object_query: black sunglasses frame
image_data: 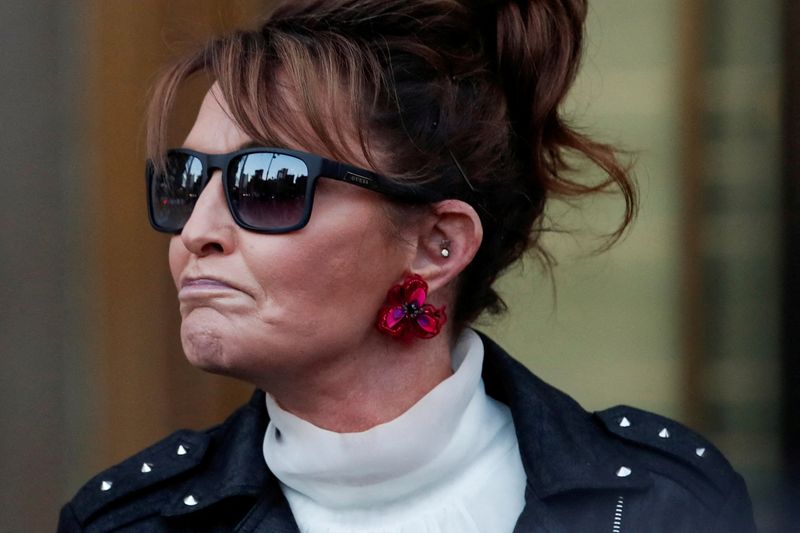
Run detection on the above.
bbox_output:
[146,146,441,234]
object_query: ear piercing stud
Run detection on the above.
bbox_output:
[440,240,451,258]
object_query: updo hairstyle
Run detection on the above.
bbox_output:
[147,0,637,328]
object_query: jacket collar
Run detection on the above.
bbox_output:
[163,332,650,517]
[478,332,651,498]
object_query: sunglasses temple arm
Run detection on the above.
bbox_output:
[325,159,443,203]
[324,160,382,192]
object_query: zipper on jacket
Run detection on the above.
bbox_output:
[612,495,624,532]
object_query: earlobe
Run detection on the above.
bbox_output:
[410,200,483,292]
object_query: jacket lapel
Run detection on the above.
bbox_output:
[479,333,651,530]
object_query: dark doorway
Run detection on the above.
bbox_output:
[780,0,800,530]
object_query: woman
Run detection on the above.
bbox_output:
[59,0,757,531]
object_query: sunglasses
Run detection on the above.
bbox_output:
[146,147,440,234]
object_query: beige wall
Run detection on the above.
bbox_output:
[485,0,686,416]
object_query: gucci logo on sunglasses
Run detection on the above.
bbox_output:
[146,147,440,234]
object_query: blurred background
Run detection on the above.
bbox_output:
[0,0,796,531]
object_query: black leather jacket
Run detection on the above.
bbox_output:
[59,334,757,532]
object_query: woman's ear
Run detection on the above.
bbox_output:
[410,199,483,293]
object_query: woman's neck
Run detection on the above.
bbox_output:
[254,332,454,432]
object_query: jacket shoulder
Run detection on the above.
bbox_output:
[594,405,744,507]
[62,427,214,530]
[60,392,272,532]
[594,406,757,531]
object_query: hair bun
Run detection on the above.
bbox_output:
[481,0,588,144]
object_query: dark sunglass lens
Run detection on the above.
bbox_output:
[229,153,309,230]
[149,153,204,231]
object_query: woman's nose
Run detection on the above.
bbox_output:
[179,171,236,256]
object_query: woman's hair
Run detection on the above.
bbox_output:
[147,0,636,327]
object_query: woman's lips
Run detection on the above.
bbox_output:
[183,278,234,289]
[179,277,240,297]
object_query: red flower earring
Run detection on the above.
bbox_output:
[377,274,447,340]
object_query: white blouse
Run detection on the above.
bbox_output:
[262,329,527,533]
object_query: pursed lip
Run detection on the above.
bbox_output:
[180,276,242,294]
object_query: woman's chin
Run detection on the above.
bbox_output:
[180,319,234,374]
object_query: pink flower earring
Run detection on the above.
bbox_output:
[377,274,447,340]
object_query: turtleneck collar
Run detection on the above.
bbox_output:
[261,329,503,509]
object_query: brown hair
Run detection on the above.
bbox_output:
[147,0,637,327]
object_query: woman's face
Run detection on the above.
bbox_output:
[169,88,416,384]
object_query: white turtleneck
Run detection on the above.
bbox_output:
[262,329,527,533]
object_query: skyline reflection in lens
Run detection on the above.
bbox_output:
[151,153,204,231]
[229,153,309,229]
